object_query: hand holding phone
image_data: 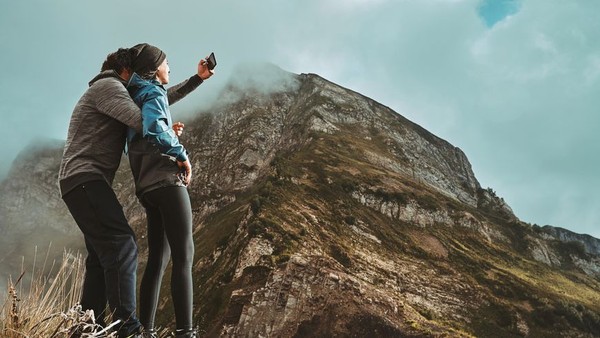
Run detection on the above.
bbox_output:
[198,53,216,80]
[206,52,217,70]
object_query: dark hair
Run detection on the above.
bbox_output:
[101,48,135,73]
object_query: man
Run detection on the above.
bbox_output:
[59,46,213,337]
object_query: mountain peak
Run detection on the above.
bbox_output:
[223,62,300,96]
[1,66,599,336]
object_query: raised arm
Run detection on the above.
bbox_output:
[167,75,203,105]
[166,57,214,105]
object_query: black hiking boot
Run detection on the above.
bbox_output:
[174,328,197,337]
[140,328,159,338]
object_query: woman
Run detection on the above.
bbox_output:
[126,43,214,338]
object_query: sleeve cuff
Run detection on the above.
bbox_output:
[176,151,189,162]
[190,74,203,86]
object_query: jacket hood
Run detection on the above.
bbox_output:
[88,70,127,87]
[126,72,161,90]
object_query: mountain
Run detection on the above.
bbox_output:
[0,65,599,337]
[540,225,600,256]
[0,139,84,292]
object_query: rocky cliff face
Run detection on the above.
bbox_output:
[540,225,600,256]
[1,65,599,337]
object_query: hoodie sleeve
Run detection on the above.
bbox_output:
[167,74,203,106]
[94,78,143,132]
[141,88,189,162]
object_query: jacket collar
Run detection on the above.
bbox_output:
[88,70,126,87]
[127,72,163,89]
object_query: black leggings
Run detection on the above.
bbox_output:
[139,186,194,331]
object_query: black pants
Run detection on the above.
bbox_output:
[139,186,194,331]
[62,180,141,337]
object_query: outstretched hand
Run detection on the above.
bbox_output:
[198,58,215,80]
[177,160,192,186]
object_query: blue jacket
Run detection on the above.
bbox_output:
[127,73,188,162]
[126,73,202,195]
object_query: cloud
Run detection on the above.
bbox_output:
[210,62,300,109]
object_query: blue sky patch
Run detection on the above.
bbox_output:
[478,0,522,27]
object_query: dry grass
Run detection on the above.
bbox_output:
[0,249,121,338]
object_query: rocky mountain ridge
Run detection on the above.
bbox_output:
[540,225,600,256]
[1,66,599,337]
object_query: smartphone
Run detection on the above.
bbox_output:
[206,52,217,70]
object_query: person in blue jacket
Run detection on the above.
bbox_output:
[126,43,214,338]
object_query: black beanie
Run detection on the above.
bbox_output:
[130,43,166,78]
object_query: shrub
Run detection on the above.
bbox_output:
[344,215,356,225]
[250,196,262,214]
[330,245,352,268]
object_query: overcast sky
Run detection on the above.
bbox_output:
[0,0,598,239]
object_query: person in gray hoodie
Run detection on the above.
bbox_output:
[59,47,205,338]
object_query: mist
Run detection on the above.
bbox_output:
[0,0,598,239]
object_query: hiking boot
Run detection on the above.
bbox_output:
[174,328,197,337]
[141,328,159,338]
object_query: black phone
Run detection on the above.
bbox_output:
[206,52,217,70]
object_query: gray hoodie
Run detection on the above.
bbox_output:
[59,71,202,196]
